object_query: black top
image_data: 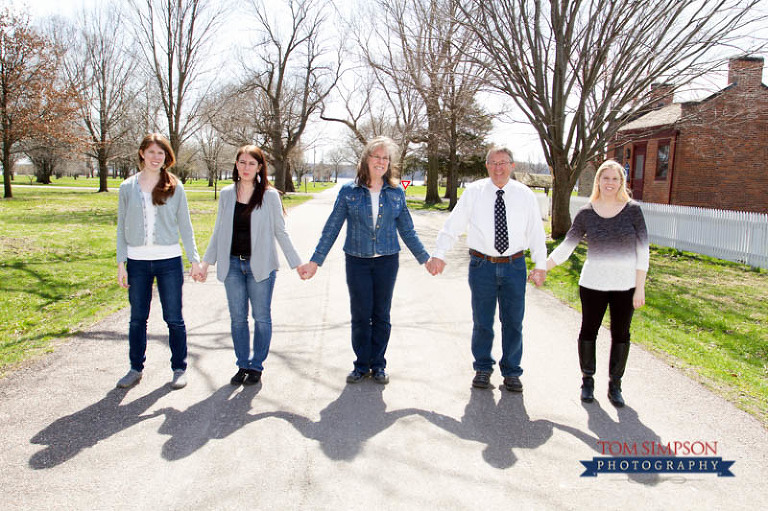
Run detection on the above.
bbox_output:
[230,201,251,257]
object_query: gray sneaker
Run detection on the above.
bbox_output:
[170,369,187,389]
[116,369,142,388]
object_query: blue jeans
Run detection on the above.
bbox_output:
[467,254,527,377]
[127,257,187,372]
[224,256,276,372]
[345,253,399,373]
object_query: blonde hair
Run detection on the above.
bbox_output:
[589,159,630,203]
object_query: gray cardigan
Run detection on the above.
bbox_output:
[116,174,200,264]
[203,185,302,282]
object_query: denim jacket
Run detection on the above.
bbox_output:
[116,174,200,264]
[311,181,429,266]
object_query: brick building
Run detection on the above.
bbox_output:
[608,56,768,214]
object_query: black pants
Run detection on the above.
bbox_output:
[578,286,635,380]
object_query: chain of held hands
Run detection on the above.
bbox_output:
[175,258,547,286]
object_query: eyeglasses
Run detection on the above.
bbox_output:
[488,161,513,167]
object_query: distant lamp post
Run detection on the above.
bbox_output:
[214,158,218,200]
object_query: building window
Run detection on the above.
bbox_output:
[656,140,670,180]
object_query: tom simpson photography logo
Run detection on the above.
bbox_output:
[580,440,735,477]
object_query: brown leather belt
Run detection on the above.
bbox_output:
[469,249,524,263]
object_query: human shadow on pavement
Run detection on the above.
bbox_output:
[414,389,554,469]
[29,386,171,469]
[555,402,662,485]
[263,383,421,460]
[156,383,262,461]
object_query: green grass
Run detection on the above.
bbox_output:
[405,185,465,211]
[13,175,337,193]
[543,239,768,424]
[0,187,312,374]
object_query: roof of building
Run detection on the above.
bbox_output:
[514,172,553,188]
[618,102,682,131]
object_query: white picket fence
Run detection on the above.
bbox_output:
[566,197,768,269]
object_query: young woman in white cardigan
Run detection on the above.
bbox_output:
[199,145,302,385]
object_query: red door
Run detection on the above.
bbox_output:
[631,143,646,200]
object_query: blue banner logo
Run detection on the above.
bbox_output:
[580,457,735,477]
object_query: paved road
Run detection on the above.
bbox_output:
[1,185,765,510]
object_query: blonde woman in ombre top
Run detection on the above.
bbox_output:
[547,160,649,407]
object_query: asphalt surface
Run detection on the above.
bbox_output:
[1,184,766,510]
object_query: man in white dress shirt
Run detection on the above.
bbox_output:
[427,147,547,391]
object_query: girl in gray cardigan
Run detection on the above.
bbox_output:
[199,145,302,385]
[116,133,201,390]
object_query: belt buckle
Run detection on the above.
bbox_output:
[238,254,248,261]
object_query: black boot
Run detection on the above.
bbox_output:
[578,339,596,402]
[581,376,595,403]
[608,342,630,380]
[608,379,624,407]
[608,342,630,407]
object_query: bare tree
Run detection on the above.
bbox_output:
[243,0,341,193]
[0,9,79,198]
[206,84,270,149]
[53,3,140,192]
[129,0,225,157]
[195,122,228,187]
[23,133,77,183]
[460,0,765,238]
[360,0,471,205]
[321,63,426,172]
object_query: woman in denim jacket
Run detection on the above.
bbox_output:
[115,133,201,390]
[300,137,430,384]
[198,145,303,386]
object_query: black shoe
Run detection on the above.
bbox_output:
[581,377,595,402]
[230,368,249,386]
[608,380,625,407]
[372,369,389,385]
[346,369,370,384]
[503,376,523,392]
[472,371,491,389]
[243,369,262,386]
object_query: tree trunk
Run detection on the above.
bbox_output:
[2,147,13,199]
[424,104,441,205]
[98,149,109,193]
[425,133,441,204]
[550,155,577,239]
[283,165,295,192]
[447,116,458,211]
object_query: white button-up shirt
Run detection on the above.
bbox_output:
[433,178,547,270]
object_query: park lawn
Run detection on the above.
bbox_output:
[405,185,465,211]
[15,176,337,193]
[0,187,311,374]
[542,241,768,424]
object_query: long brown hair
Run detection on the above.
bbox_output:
[138,133,177,205]
[356,136,399,188]
[233,145,270,216]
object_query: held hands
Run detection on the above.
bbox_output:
[528,268,547,287]
[297,262,318,280]
[425,257,445,276]
[192,262,209,283]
